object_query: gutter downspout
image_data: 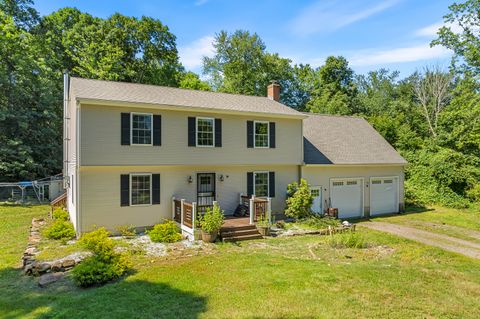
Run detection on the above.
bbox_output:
[63,72,69,189]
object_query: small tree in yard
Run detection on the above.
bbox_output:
[285,179,313,219]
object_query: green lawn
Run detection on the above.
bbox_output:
[370,205,480,242]
[1,204,480,318]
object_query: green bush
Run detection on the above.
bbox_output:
[78,227,116,260]
[43,220,76,240]
[328,231,367,249]
[466,184,480,203]
[72,254,130,287]
[285,179,313,219]
[200,203,225,234]
[147,220,182,243]
[116,224,136,237]
[72,227,131,287]
[52,207,69,221]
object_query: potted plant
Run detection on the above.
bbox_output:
[199,203,225,242]
[256,215,271,236]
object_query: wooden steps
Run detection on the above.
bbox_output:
[220,223,263,242]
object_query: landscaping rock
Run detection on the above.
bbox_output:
[36,262,51,274]
[62,259,75,269]
[51,261,64,272]
[38,273,64,287]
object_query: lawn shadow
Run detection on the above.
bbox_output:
[0,267,207,319]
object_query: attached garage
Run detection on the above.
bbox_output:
[330,178,363,218]
[370,177,399,216]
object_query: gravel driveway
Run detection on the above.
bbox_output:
[360,221,480,259]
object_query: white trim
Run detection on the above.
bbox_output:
[329,177,365,218]
[253,171,269,197]
[130,112,153,146]
[253,120,270,148]
[129,173,153,206]
[77,98,308,120]
[195,117,215,148]
[369,176,400,215]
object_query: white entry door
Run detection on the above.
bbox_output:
[330,178,363,219]
[370,177,398,216]
[311,186,322,215]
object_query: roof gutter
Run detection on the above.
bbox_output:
[303,163,408,167]
[76,98,308,120]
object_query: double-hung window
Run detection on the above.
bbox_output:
[196,117,214,147]
[131,113,153,145]
[254,172,269,197]
[254,121,269,148]
[130,174,152,205]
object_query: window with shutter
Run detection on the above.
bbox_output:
[131,113,153,145]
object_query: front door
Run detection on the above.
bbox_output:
[197,173,216,214]
[311,186,322,215]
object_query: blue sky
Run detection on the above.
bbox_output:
[35,0,455,77]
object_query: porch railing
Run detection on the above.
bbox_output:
[172,197,198,232]
[239,194,272,225]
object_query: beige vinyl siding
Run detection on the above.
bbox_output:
[79,165,298,232]
[301,165,405,216]
[80,105,303,166]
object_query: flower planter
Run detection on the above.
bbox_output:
[201,230,218,243]
[256,226,270,236]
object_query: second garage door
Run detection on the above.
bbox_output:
[370,177,399,216]
[330,178,363,219]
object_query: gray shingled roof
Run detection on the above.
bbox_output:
[303,113,407,165]
[70,77,304,118]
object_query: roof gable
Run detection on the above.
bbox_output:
[303,113,407,165]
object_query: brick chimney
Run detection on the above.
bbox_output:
[267,81,280,102]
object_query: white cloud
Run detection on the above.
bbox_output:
[348,43,451,66]
[414,21,463,37]
[290,0,401,36]
[178,36,215,70]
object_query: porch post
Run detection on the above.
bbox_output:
[172,196,175,220]
[192,202,197,231]
[180,199,185,226]
[267,197,272,223]
[239,193,243,205]
[249,195,255,225]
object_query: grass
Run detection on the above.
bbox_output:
[370,205,480,242]
[1,204,480,318]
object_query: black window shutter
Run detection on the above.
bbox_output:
[153,115,161,146]
[269,172,275,197]
[247,121,254,148]
[188,117,196,147]
[247,172,253,196]
[215,118,222,147]
[152,174,160,205]
[121,113,130,145]
[269,122,276,148]
[120,174,129,206]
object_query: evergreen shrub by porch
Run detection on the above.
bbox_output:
[72,227,131,287]
[200,203,224,234]
[285,179,313,219]
[147,220,182,243]
[43,220,75,240]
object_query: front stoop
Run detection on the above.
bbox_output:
[220,224,263,242]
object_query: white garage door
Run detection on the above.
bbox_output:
[370,177,398,216]
[330,179,363,219]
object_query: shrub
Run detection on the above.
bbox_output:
[72,254,130,287]
[200,203,224,234]
[275,220,286,229]
[78,227,116,260]
[52,207,69,221]
[466,184,480,203]
[116,224,136,237]
[73,227,131,287]
[147,220,182,243]
[43,220,76,240]
[285,179,313,219]
[328,231,367,249]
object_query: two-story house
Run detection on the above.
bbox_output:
[64,75,407,236]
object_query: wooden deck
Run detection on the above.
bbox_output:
[220,216,262,242]
[222,216,250,229]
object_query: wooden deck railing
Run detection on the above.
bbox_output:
[173,199,182,223]
[50,192,67,212]
[172,197,199,232]
[239,194,272,224]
